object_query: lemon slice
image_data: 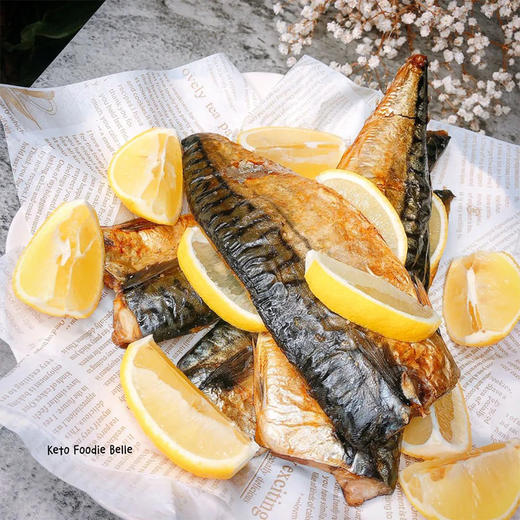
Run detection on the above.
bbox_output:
[316,169,408,264]
[402,383,471,459]
[304,250,440,341]
[177,226,266,332]
[121,335,257,479]
[399,439,520,520]
[237,126,346,179]
[108,128,183,225]
[429,193,449,279]
[12,200,104,318]
[443,251,520,347]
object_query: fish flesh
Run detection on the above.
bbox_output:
[177,321,256,439]
[103,215,218,347]
[338,55,431,288]
[254,332,397,505]
[102,214,196,289]
[112,259,217,346]
[182,132,459,493]
[426,130,451,172]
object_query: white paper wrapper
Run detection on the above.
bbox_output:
[0,53,519,520]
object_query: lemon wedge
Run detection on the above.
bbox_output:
[316,169,408,264]
[108,128,183,225]
[304,250,440,341]
[402,383,471,459]
[429,193,449,280]
[237,126,346,179]
[443,251,520,347]
[177,226,266,332]
[120,335,257,479]
[399,439,520,520]
[12,200,104,318]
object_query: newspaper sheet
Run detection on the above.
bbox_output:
[0,53,518,520]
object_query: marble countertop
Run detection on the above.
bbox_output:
[0,0,518,518]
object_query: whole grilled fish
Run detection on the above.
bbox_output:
[254,332,397,505]
[103,214,196,289]
[338,55,431,287]
[112,259,217,346]
[177,321,256,439]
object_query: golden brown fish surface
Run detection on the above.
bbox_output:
[104,215,217,347]
[339,55,431,287]
[254,332,394,505]
[102,215,196,289]
[182,132,459,493]
[183,132,458,413]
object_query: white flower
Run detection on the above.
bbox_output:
[274,0,519,132]
[473,105,485,117]
[276,20,287,33]
[351,25,362,38]
[439,14,453,28]
[301,6,314,19]
[356,42,370,55]
[454,51,464,64]
[376,18,392,32]
[402,12,416,24]
[292,42,303,55]
[341,63,353,75]
[368,55,380,69]
[453,22,465,34]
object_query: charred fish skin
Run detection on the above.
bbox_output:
[434,189,455,215]
[339,55,432,288]
[177,322,256,439]
[426,130,451,172]
[182,133,410,453]
[177,321,253,387]
[113,259,217,346]
[254,332,398,501]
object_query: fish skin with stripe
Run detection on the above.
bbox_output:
[177,321,256,440]
[113,259,217,345]
[254,332,399,505]
[181,131,459,495]
[102,216,217,346]
[339,55,432,288]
